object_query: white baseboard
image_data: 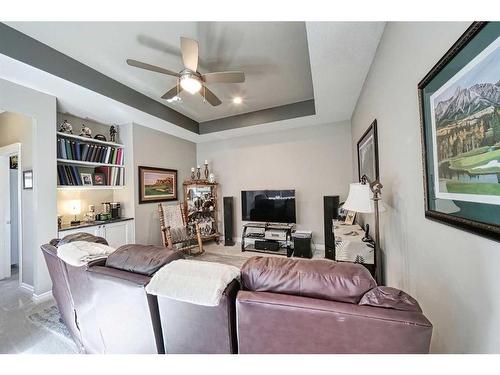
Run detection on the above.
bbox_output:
[33,290,54,303]
[20,282,34,293]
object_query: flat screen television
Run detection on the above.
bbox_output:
[241,190,296,223]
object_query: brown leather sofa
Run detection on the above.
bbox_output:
[154,279,240,354]
[41,234,183,354]
[236,257,433,354]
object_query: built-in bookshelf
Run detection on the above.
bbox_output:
[56,131,125,189]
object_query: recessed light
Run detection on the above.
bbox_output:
[166,96,182,103]
[233,97,242,104]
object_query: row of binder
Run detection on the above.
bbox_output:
[57,137,123,165]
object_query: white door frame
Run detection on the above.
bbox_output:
[0,143,22,283]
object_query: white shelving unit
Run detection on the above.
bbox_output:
[57,158,125,168]
[57,131,124,148]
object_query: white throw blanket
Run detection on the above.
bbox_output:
[145,259,240,307]
[57,241,116,267]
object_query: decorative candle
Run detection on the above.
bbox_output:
[204,160,208,165]
[191,167,195,172]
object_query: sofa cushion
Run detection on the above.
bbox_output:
[241,256,376,304]
[359,286,422,312]
[105,244,184,276]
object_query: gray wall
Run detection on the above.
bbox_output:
[197,121,353,245]
[351,22,500,353]
[10,169,19,265]
[0,111,34,285]
[133,124,197,245]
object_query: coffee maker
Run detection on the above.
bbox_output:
[110,202,121,220]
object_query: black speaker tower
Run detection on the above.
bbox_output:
[323,196,339,260]
[223,197,235,246]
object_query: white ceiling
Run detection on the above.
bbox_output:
[0,22,385,141]
[6,22,314,122]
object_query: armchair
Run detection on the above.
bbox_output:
[158,203,204,255]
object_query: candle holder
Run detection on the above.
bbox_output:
[204,163,209,179]
[191,167,196,180]
[196,166,201,180]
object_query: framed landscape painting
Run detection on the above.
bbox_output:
[138,166,178,204]
[418,21,500,241]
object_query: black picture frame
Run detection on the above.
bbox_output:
[418,21,500,242]
[138,166,178,204]
[357,119,379,182]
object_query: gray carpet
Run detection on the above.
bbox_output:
[27,302,74,344]
[186,251,250,268]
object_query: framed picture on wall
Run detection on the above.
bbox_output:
[357,119,379,182]
[138,166,178,204]
[418,21,500,241]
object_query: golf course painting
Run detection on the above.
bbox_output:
[430,36,500,205]
[138,166,177,203]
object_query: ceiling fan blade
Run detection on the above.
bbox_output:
[180,37,199,72]
[200,86,222,106]
[127,59,180,77]
[202,71,245,84]
[161,84,182,100]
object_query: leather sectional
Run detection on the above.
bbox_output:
[41,234,432,354]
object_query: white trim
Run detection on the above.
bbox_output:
[33,290,53,303]
[20,282,34,294]
[0,143,22,283]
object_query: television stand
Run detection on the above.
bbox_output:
[242,222,295,257]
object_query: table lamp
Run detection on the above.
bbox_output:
[343,175,385,284]
[69,199,82,226]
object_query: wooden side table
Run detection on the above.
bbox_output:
[332,220,375,277]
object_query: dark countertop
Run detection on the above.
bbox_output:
[59,217,134,232]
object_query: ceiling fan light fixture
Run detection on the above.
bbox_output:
[180,74,202,94]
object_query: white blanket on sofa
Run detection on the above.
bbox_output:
[57,240,116,267]
[145,259,240,307]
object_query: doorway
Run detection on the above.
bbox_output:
[0,143,23,283]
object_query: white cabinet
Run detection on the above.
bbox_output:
[58,219,135,248]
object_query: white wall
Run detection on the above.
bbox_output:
[0,78,57,296]
[133,123,196,245]
[197,121,353,245]
[351,22,500,353]
[0,112,34,284]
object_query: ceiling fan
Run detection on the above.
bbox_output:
[127,37,245,106]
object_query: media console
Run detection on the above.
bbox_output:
[241,222,295,257]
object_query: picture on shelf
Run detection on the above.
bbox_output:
[94,173,106,185]
[80,173,93,186]
[344,211,356,225]
[139,166,178,203]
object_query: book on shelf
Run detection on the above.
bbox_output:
[57,136,124,165]
[58,165,123,187]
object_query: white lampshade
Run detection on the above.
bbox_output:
[343,182,386,213]
[69,200,82,215]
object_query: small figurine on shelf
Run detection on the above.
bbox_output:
[80,123,92,138]
[204,160,209,179]
[191,167,196,180]
[208,173,216,183]
[196,165,201,180]
[58,119,73,134]
[109,125,117,142]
